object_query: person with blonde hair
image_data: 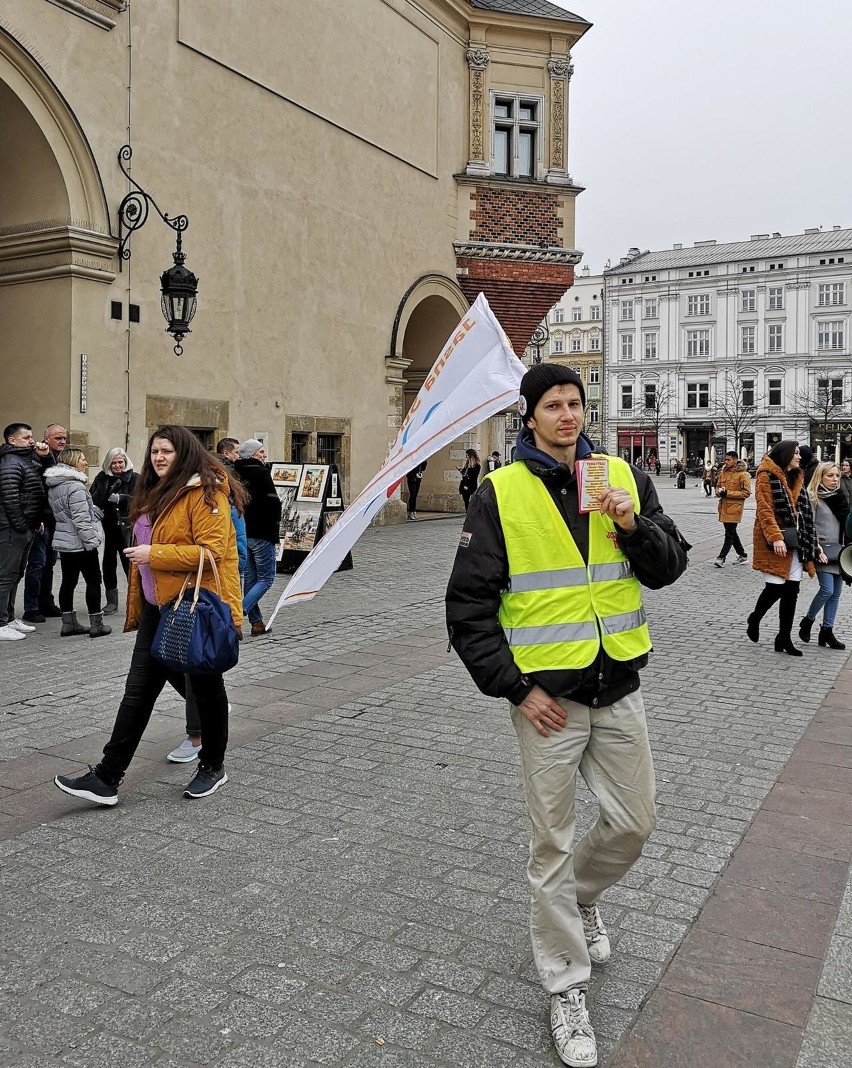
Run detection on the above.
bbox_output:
[44,447,110,638]
[799,461,848,649]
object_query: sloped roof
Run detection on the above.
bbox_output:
[606,229,852,273]
[469,0,590,25]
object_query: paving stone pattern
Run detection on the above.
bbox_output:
[0,481,847,1066]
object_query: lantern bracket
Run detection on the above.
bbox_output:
[116,144,189,267]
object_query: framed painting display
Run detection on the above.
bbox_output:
[297,464,329,503]
[270,462,301,488]
[280,500,322,553]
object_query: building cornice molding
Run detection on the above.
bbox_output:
[43,0,119,31]
[454,172,584,194]
[0,222,117,285]
[454,240,582,265]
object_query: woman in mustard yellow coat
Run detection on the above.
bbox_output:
[54,426,246,806]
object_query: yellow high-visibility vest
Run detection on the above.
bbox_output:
[485,457,652,673]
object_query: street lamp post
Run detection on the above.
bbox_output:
[117,145,198,356]
[530,321,550,364]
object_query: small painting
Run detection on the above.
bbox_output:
[280,500,322,553]
[270,462,302,486]
[297,464,329,502]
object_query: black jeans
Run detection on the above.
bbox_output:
[58,550,103,612]
[101,523,130,591]
[97,602,229,783]
[719,522,745,560]
[0,525,33,625]
[406,474,421,515]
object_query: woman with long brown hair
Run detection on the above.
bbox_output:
[747,440,819,656]
[54,426,246,805]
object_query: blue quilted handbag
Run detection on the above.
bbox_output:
[152,549,239,674]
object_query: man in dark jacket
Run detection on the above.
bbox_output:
[446,364,688,1068]
[0,422,49,641]
[234,439,282,636]
[22,422,66,622]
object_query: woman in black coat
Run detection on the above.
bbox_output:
[459,449,481,513]
[90,448,138,616]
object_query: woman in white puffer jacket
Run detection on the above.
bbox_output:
[44,448,110,638]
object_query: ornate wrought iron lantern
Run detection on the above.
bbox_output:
[117,145,198,356]
[530,321,550,364]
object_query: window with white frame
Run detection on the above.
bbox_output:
[643,298,658,319]
[818,377,843,405]
[589,366,600,383]
[742,379,755,407]
[571,338,582,352]
[818,320,845,350]
[686,329,710,358]
[620,333,634,360]
[644,332,658,360]
[620,383,633,410]
[587,404,599,424]
[620,300,634,321]
[768,287,784,311]
[589,336,601,351]
[572,307,583,321]
[741,288,756,312]
[492,94,542,178]
[818,282,845,307]
[552,339,564,354]
[768,378,782,406]
[686,382,709,409]
[644,382,657,409]
[590,305,601,321]
[687,293,710,316]
[741,325,756,354]
[767,323,783,353]
[553,307,565,323]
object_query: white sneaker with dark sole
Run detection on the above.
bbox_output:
[713,558,725,568]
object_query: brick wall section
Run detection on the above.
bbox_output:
[457,258,574,352]
[471,187,562,245]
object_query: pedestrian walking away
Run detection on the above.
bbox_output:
[458,448,480,513]
[90,447,138,617]
[446,363,688,1067]
[54,425,246,806]
[713,450,751,567]
[22,422,66,621]
[405,460,426,521]
[0,422,49,641]
[234,439,281,636]
[45,448,111,638]
[799,461,848,649]
[747,440,819,656]
[702,463,715,497]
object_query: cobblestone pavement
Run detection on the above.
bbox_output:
[0,480,849,1066]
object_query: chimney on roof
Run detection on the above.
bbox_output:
[627,247,640,255]
[834,225,842,231]
[804,228,820,235]
[750,234,770,240]
[694,239,716,246]
[772,232,781,238]
[672,243,682,250]
[581,265,590,275]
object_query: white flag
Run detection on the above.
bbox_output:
[268,293,525,621]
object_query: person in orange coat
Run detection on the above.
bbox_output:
[746,440,819,656]
[54,426,246,806]
[713,451,751,567]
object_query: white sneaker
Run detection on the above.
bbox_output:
[579,902,611,964]
[0,624,26,641]
[713,557,725,568]
[167,738,202,763]
[551,988,597,1067]
[10,619,36,633]
[733,554,748,565]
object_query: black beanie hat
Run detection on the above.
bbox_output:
[518,363,586,425]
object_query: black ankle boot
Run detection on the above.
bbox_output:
[799,616,814,643]
[774,635,803,657]
[746,613,760,643]
[818,626,846,650]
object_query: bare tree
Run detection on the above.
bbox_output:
[789,367,848,454]
[713,364,762,454]
[641,378,676,462]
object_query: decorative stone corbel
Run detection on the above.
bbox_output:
[545,57,574,185]
[465,47,491,177]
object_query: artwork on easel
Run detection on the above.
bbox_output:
[297,464,329,502]
[270,462,301,487]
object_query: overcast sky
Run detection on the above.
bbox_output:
[554,0,851,272]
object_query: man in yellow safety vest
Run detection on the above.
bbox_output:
[446,363,688,1068]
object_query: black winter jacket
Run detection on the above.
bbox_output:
[445,429,689,709]
[234,458,282,543]
[91,469,139,531]
[0,444,48,533]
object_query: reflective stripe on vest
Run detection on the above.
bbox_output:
[486,457,652,673]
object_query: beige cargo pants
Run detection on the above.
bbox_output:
[510,687,656,993]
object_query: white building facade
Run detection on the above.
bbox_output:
[602,228,852,469]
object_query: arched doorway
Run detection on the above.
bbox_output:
[390,275,476,514]
[0,27,114,440]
